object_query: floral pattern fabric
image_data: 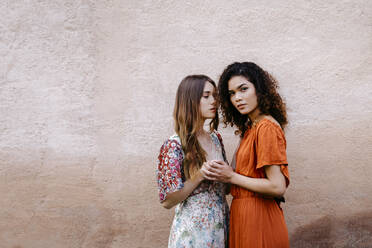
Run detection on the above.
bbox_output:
[156,132,229,248]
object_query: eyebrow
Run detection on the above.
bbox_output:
[229,83,248,92]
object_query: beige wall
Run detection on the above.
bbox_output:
[1,0,371,247]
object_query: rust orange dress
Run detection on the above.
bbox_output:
[230,119,290,248]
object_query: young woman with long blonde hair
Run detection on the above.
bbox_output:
[156,75,229,247]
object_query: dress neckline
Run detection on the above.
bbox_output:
[245,118,282,137]
[252,118,281,129]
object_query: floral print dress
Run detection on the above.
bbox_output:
[156,131,229,248]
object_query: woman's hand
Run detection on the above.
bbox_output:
[200,160,234,183]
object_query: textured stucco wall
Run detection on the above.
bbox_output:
[0,0,371,247]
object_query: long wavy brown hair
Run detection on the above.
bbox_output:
[218,62,287,136]
[174,75,219,179]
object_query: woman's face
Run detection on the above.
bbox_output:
[200,81,217,120]
[228,75,258,115]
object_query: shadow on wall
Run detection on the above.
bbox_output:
[290,211,372,248]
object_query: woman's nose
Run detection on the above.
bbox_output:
[234,93,242,102]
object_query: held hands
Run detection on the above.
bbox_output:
[200,160,234,183]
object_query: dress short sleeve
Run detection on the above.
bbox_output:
[256,121,290,186]
[156,138,184,202]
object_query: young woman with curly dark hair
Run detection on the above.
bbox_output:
[201,62,290,248]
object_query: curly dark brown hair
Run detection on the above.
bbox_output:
[218,62,287,136]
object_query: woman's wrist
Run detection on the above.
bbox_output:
[195,170,204,183]
[229,171,238,184]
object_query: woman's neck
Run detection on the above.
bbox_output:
[196,128,209,137]
[248,107,262,122]
[195,119,209,137]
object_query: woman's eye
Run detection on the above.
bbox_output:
[203,95,209,98]
[241,87,248,91]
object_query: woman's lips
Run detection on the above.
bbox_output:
[237,104,246,109]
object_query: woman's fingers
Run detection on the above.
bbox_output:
[213,160,225,165]
[203,168,219,178]
[201,171,218,181]
[201,163,219,179]
[201,160,233,182]
[208,160,233,183]
[203,174,217,181]
[210,160,226,169]
[202,161,217,174]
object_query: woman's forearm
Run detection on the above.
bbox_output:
[161,172,204,209]
[205,161,286,197]
[230,172,285,197]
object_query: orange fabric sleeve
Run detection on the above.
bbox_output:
[256,123,290,186]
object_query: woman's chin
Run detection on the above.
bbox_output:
[203,115,215,120]
[237,109,248,115]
